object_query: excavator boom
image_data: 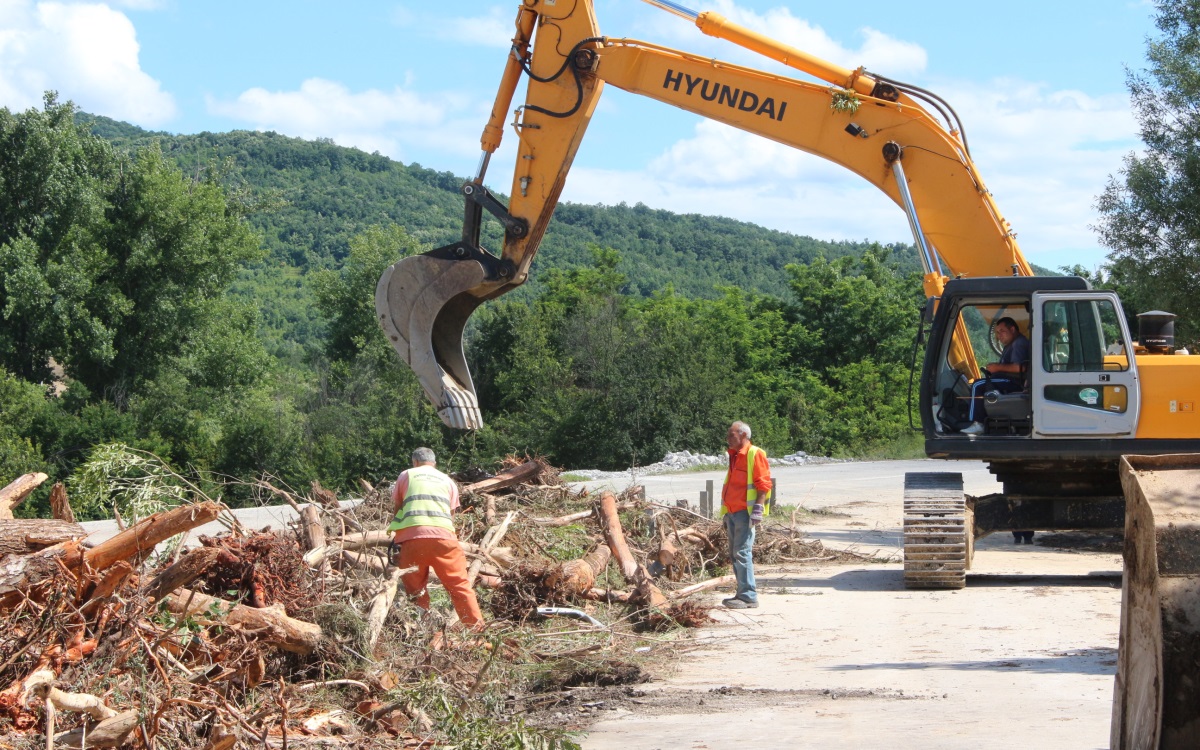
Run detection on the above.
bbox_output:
[377,0,1028,428]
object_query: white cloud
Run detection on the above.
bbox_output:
[559,77,1138,270]
[207,78,484,163]
[0,1,175,125]
[439,6,512,48]
[633,0,927,79]
[943,78,1138,268]
[107,0,165,9]
[391,4,512,48]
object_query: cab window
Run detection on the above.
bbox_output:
[1041,300,1129,373]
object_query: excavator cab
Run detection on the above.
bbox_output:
[920,276,1142,455]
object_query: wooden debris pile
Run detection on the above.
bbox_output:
[0,459,837,747]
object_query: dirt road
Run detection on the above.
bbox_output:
[576,459,1122,750]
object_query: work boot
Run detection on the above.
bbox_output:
[723,597,758,610]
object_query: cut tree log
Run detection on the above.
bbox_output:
[461,460,542,495]
[21,669,116,721]
[0,519,85,558]
[143,547,222,603]
[466,512,515,588]
[670,574,736,599]
[460,542,516,570]
[335,530,390,550]
[0,473,48,520]
[53,709,140,748]
[530,508,594,527]
[582,587,632,603]
[165,588,323,655]
[48,483,75,523]
[0,541,80,608]
[85,500,224,572]
[342,549,388,574]
[300,504,325,552]
[366,567,403,651]
[310,480,340,508]
[596,491,668,608]
[546,544,611,597]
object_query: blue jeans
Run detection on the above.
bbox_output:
[724,509,757,603]
[968,377,1022,422]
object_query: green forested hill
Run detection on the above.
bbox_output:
[81,113,920,300]
[0,103,1068,516]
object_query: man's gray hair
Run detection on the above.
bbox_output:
[411,447,437,465]
[730,421,751,439]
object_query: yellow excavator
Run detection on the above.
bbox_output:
[376,3,1200,739]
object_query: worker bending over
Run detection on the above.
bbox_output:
[389,447,484,627]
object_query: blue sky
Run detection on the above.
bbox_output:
[0,0,1160,270]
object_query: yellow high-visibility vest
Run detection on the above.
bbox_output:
[720,445,771,518]
[387,465,455,533]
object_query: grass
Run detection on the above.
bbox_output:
[834,431,926,461]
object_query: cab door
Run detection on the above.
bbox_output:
[1031,292,1140,437]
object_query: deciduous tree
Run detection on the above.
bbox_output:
[1095,0,1200,344]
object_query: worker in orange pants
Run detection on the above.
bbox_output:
[388,447,484,628]
[396,537,483,626]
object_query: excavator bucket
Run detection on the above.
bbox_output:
[375,245,490,430]
[1112,453,1200,749]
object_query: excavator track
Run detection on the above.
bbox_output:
[903,472,969,589]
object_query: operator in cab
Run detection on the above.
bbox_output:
[961,317,1030,436]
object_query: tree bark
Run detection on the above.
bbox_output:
[461,460,542,495]
[309,480,340,508]
[84,500,223,572]
[300,505,325,551]
[366,567,403,650]
[1,502,222,607]
[466,512,515,588]
[164,588,322,655]
[0,473,48,519]
[47,483,75,523]
[596,491,668,608]
[143,547,221,603]
[0,519,85,558]
[341,549,388,574]
[53,709,140,748]
[546,544,611,597]
[0,541,81,608]
[670,574,736,599]
[334,530,391,550]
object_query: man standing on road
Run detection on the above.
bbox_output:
[720,421,771,609]
[389,447,484,628]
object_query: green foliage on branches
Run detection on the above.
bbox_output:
[1095,0,1200,344]
[0,96,938,520]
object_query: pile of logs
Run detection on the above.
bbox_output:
[0,459,803,747]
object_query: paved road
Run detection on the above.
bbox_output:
[578,459,1122,750]
[78,500,362,549]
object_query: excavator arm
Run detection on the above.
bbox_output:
[377,0,1030,428]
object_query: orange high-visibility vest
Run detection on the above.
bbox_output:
[720,445,771,518]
